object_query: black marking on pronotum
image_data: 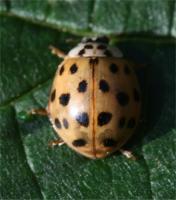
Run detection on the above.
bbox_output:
[97,44,107,50]
[99,80,110,92]
[78,49,85,56]
[104,49,112,57]
[78,80,87,93]
[98,112,112,126]
[84,38,93,43]
[59,65,64,75]
[72,139,87,147]
[89,57,99,65]
[55,118,61,129]
[124,65,131,74]
[50,89,56,102]
[118,117,126,128]
[109,63,118,73]
[134,88,140,102]
[116,92,129,106]
[103,138,117,147]
[76,112,89,127]
[63,118,69,129]
[84,44,93,49]
[127,118,136,128]
[70,64,78,74]
[59,93,70,106]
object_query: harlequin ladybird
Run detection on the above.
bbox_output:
[46,36,141,159]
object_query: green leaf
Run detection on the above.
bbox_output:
[2,0,93,33]
[0,106,42,199]
[172,4,176,36]
[0,0,6,12]
[0,0,175,36]
[0,15,77,105]
[143,130,176,199]
[0,4,175,200]
[91,0,175,35]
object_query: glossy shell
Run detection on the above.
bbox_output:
[48,55,141,159]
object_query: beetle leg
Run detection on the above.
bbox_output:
[120,149,137,160]
[49,45,66,58]
[29,108,48,116]
[48,139,65,147]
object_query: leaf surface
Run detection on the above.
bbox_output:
[0,0,175,36]
[0,3,175,199]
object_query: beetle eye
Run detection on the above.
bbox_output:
[81,36,109,44]
[86,38,93,43]
[82,37,93,43]
[95,36,109,44]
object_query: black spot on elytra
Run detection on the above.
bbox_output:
[78,49,85,56]
[70,64,78,74]
[124,65,131,74]
[118,117,126,128]
[59,93,70,106]
[63,118,69,129]
[116,92,129,106]
[84,44,93,49]
[98,112,112,126]
[89,57,99,65]
[104,49,112,57]
[103,138,117,147]
[109,63,118,73]
[76,112,89,127]
[97,44,106,50]
[59,65,64,75]
[72,139,87,147]
[50,89,56,102]
[99,80,109,92]
[78,80,87,93]
[55,118,61,129]
[134,88,140,102]
[127,118,136,128]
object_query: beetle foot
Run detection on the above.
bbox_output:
[48,139,65,147]
[120,149,137,160]
[29,108,48,116]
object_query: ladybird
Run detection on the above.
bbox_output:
[32,36,141,159]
